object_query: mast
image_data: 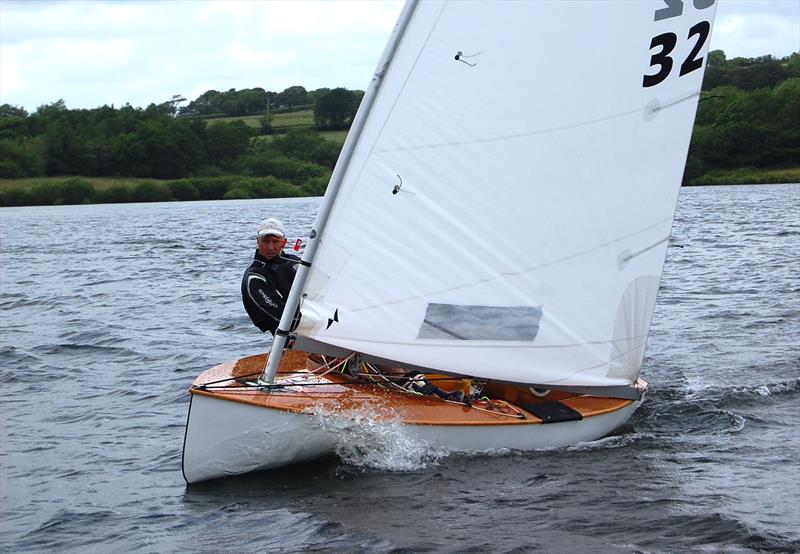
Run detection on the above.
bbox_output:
[260,0,419,384]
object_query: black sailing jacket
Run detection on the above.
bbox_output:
[241,250,300,334]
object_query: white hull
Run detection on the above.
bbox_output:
[182,394,338,484]
[182,391,642,484]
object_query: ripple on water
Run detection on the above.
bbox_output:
[1,189,799,552]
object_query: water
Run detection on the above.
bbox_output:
[1,185,798,553]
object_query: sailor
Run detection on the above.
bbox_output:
[241,217,300,335]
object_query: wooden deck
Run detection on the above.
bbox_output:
[190,351,638,427]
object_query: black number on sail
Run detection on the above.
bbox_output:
[643,0,714,87]
[642,22,711,87]
[642,32,677,87]
[679,21,711,76]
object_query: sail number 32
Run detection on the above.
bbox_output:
[642,0,715,88]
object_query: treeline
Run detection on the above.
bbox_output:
[0,98,344,186]
[702,51,798,91]
[685,51,800,184]
[0,83,361,184]
[181,85,362,129]
[1,51,798,206]
[0,121,338,206]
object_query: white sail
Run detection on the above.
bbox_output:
[296,0,716,387]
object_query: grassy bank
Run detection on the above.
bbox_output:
[688,167,800,186]
[0,176,151,193]
[0,175,327,207]
[211,111,348,144]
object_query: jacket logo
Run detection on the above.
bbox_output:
[258,290,279,308]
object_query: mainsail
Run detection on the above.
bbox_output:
[285,0,717,388]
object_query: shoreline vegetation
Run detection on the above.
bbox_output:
[685,167,800,186]
[0,174,328,207]
[2,51,798,207]
[1,166,798,209]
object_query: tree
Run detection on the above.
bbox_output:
[309,87,331,103]
[687,76,800,177]
[702,52,796,92]
[136,119,204,178]
[694,86,745,126]
[276,86,311,108]
[0,137,45,177]
[730,61,788,91]
[302,175,329,196]
[271,129,325,160]
[111,132,146,176]
[34,99,67,119]
[205,120,253,165]
[702,50,727,90]
[179,88,275,117]
[237,88,270,114]
[313,88,357,129]
[180,89,221,116]
[311,140,342,169]
[0,104,30,140]
[786,53,800,79]
[162,94,187,117]
[44,117,96,175]
[0,104,28,119]
[107,117,204,179]
[239,149,301,180]
[772,78,800,165]
[259,114,274,135]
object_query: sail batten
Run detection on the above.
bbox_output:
[293,0,716,388]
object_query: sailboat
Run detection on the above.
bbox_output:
[182,0,716,484]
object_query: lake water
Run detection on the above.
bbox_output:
[1,184,798,553]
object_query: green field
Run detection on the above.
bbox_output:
[209,110,315,131]
[207,110,348,145]
[272,110,314,130]
[252,129,348,146]
[208,115,263,128]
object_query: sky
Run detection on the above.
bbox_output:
[1,0,798,113]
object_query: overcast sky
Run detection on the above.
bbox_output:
[1,0,798,113]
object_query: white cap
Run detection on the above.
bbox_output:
[257,218,285,238]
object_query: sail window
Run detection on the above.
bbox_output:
[418,304,542,341]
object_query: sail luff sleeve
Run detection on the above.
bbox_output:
[261,0,420,383]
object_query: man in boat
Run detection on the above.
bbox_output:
[241,217,300,335]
